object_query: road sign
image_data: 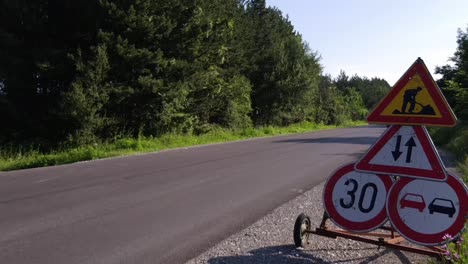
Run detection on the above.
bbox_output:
[367,58,457,127]
[387,174,468,246]
[355,125,447,181]
[323,163,393,232]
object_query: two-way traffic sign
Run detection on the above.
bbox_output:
[355,125,447,181]
[321,58,466,248]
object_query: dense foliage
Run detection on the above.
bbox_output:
[431,26,468,264]
[0,0,389,150]
[436,25,468,122]
[432,25,468,179]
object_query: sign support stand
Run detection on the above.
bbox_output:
[292,58,465,261]
[294,212,446,260]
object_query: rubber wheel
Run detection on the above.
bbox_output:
[293,213,311,248]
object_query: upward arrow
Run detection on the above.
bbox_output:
[405,137,416,163]
[392,135,403,161]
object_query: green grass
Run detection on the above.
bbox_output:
[437,231,468,264]
[0,120,366,171]
[459,157,468,182]
[430,123,468,182]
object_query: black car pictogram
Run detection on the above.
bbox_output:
[428,198,456,218]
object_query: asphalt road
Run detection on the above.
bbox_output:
[0,126,385,264]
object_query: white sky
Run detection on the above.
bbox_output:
[267,0,468,85]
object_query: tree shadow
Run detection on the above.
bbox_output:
[321,152,366,158]
[206,244,415,264]
[273,136,379,145]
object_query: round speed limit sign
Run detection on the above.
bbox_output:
[323,163,393,232]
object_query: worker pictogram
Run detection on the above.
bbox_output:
[367,58,457,127]
[294,58,462,258]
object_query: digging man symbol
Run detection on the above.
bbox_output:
[392,86,436,116]
[401,87,423,114]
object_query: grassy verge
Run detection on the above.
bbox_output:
[430,124,468,182]
[0,121,366,171]
[430,123,468,263]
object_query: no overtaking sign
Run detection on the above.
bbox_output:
[322,58,467,247]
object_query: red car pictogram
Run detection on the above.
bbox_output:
[400,193,426,212]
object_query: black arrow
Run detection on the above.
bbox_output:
[392,135,403,161]
[405,137,416,163]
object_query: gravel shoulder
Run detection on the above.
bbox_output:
[187,182,431,264]
[187,152,459,264]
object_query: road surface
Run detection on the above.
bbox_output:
[0,126,384,264]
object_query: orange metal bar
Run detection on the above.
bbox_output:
[309,227,443,259]
[309,212,443,259]
[336,229,395,238]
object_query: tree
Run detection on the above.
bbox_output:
[348,75,390,109]
[0,0,384,150]
[62,45,111,145]
[335,70,350,92]
[0,0,101,147]
[436,25,468,121]
[243,1,321,125]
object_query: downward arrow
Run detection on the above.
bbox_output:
[405,137,416,163]
[392,135,402,161]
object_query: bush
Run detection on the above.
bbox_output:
[460,157,468,183]
[430,126,462,146]
[115,138,138,150]
[447,128,468,158]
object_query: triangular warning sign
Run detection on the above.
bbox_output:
[355,125,447,181]
[367,58,457,127]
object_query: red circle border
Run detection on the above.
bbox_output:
[323,163,393,232]
[387,175,468,246]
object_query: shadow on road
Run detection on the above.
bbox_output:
[305,246,414,264]
[207,245,329,264]
[206,244,414,264]
[273,136,378,145]
[321,152,365,158]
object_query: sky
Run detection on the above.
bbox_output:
[267,0,468,86]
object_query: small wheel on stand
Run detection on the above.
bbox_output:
[293,213,311,248]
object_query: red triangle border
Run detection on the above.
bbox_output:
[355,125,448,181]
[367,58,457,127]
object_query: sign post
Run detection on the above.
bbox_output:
[293,58,467,258]
[359,58,466,246]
